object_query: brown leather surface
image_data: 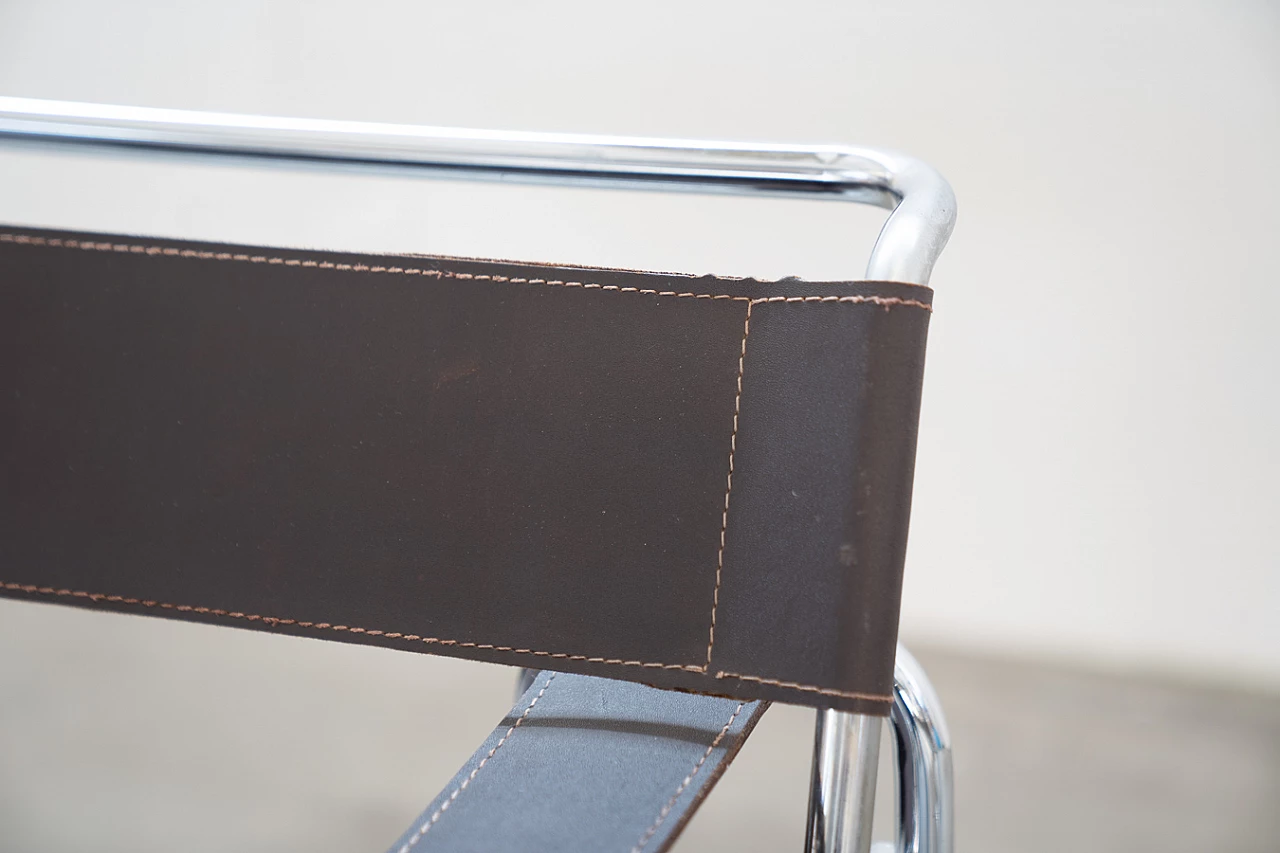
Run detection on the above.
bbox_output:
[0,227,931,714]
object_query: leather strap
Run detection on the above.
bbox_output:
[0,227,931,713]
[386,671,768,853]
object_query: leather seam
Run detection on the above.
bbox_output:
[0,582,701,672]
[705,302,751,667]
[0,232,933,311]
[630,701,747,853]
[0,581,891,702]
[398,672,558,852]
[714,671,891,703]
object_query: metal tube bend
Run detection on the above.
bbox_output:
[0,96,954,285]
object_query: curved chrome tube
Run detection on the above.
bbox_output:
[812,647,954,853]
[809,647,954,853]
[0,96,954,284]
[886,647,954,853]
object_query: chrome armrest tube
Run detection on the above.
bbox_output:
[0,96,954,285]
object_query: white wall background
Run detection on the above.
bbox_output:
[1,0,1277,687]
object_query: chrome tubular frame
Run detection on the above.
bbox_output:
[0,97,954,283]
[883,647,955,853]
[0,96,957,853]
[808,706,883,853]
[810,647,954,853]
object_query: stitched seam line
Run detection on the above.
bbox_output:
[400,672,557,852]
[631,701,747,853]
[0,582,701,672]
[0,582,891,701]
[714,671,891,703]
[0,232,933,311]
[705,302,751,668]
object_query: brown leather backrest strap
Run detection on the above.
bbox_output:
[0,227,931,714]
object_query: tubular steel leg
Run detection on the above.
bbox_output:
[807,710,882,853]
[886,646,953,853]
[807,646,954,853]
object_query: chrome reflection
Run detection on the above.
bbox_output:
[809,646,954,853]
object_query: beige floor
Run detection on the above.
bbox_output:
[1,598,1277,853]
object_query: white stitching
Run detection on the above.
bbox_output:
[0,582,893,702]
[631,701,747,852]
[0,583,700,672]
[400,672,558,851]
[706,303,751,667]
[715,671,891,703]
[0,232,933,311]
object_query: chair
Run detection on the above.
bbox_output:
[0,96,955,853]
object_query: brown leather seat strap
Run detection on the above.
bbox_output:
[386,671,768,853]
